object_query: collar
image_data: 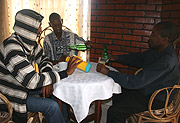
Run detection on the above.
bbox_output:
[152,44,174,59]
[52,30,66,41]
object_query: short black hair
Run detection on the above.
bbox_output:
[49,12,61,22]
[155,21,178,43]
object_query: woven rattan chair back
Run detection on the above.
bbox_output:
[135,85,180,123]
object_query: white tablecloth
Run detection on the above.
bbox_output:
[53,62,121,122]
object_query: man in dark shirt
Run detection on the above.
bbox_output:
[96,21,180,123]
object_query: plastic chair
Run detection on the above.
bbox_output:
[134,85,180,123]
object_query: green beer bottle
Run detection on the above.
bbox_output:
[102,45,109,64]
[69,44,87,51]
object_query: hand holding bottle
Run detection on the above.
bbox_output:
[85,40,92,49]
[66,55,91,72]
[66,56,83,75]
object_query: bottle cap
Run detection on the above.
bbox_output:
[85,63,91,72]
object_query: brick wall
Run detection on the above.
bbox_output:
[90,0,163,73]
[162,0,180,34]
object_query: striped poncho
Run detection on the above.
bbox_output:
[0,9,61,122]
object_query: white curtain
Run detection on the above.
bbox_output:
[0,0,10,42]
[1,0,91,60]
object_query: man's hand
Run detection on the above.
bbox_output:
[96,63,109,75]
[41,84,53,98]
[66,56,83,75]
[85,40,92,49]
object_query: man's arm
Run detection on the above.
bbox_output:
[97,60,172,90]
[41,56,82,98]
[3,40,60,90]
[109,52,144,68]
[109,61,172,89]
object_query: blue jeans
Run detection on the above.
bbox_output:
[27,89,65,123]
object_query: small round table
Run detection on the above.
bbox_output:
[53,62,121,123]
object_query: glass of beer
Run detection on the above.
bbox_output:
[98,57,106,65]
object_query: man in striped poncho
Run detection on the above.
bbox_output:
[0,9,81,123]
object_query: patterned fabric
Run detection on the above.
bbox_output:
[43,30,85,61]
[0,9,61,121]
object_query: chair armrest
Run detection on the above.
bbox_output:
[148,85,180,120]
[0,93,13,123]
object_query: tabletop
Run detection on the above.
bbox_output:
[53,62,121,122]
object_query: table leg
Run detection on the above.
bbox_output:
[56,99,63,112]
[95,100,102,123]
[56,99,102,123]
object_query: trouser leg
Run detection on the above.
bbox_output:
[27,92,65,123]
[107,88,149,123]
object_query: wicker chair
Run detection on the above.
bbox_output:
[134,85,180,123]
[37,25,71,48]
[0,93,13,123]
[27,112,43,123]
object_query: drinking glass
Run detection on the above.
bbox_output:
[98,57,106,65]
